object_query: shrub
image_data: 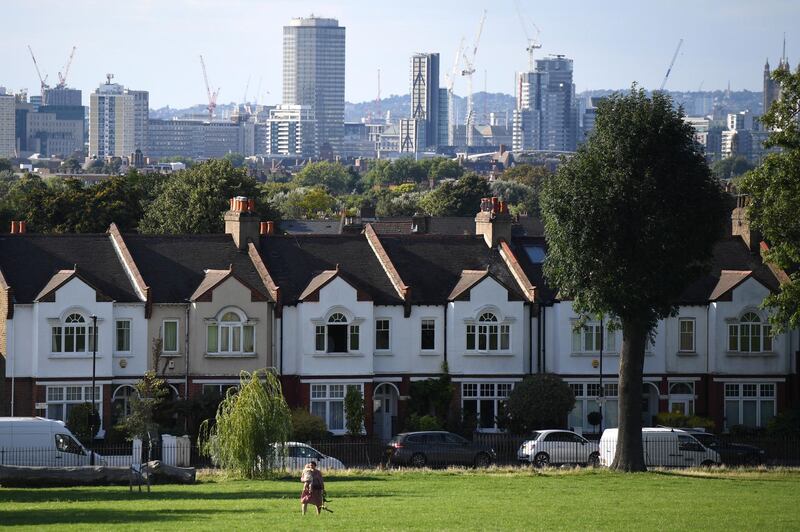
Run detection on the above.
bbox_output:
[407,362,454,429]
[344,386,365,436]
[654,412,715,431]
[767,404,800,437]
[66,402,99,446]
[505,374,575,434]
[291,408,328,442]
[404,413,442,432]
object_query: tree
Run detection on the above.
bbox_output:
[294,161,355,195]
[499,163,551,188]
[738,66,800,332]
[223,152,246,168]
[66,402,100,446]
[419,173,490,216]
[0,158,12,173]
[503,374,574,434]
[490,180,537,216]
[712,156,754,180]
[540,86,726,471]
[121,371,169,441]
[198,370,292,478]
[271,186,336,219]
[344,386,365,437]
[139,159,264,234]
[427,158,464,182]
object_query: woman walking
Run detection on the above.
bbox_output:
[300,461,325,515]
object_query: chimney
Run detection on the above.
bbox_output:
[475,197,512,248]
[731,195,761,253]
[260,221,275,236]
[224,196,261,251]
[10,221,18,234]
[18,221,26,234]
[411,212,429,234]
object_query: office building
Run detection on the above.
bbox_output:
[512,56,578,152]
[42,87,82,107]
[283,16,345,155]
[409,53,441,151]
[25,105,85,156]
[262,104,317,157]
[89,78,148,158]
[0,89,15,158]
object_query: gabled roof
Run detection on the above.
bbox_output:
[709,270,756,301]
[188,268,270,302]
[299,269,341,301]
[258,235,403,306]
[377,235,526,304]
[123,234,269,303]
[0,234,140,304]
[448,270,490,301]
[34,269,113,302]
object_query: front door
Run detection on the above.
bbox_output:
[373,383,398,441]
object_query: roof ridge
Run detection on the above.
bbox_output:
[364,224,409,302]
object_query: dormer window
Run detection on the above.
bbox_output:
[52,313,96,354]
[315,312,360,353]
[728,312,772,353]
[207,309,255,355]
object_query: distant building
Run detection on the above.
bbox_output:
[0,89,15,157]
[399,118,420,154]
[147,119,204,159]
[438,88,449,147]
[263,105,317,158]
[341,122,375,158]
[409,53,441,151]
[89,78,148,158]
[42,87,82,107]
[283,16,345,155]
[512,56,578,152]
[25,105,85,157]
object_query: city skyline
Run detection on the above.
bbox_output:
[2,0,797,109]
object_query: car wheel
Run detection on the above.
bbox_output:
[533,452,550,468]
[588,452,600,468]
[700,460,715,467]
[474,453,491,468]
[410,453,427,468]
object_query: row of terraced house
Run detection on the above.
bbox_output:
[1,196,798,440]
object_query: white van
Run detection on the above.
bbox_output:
[0,417,105,466]
[599,427,720,468]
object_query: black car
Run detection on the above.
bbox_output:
[386,431,496,468]
[690,432,766,465]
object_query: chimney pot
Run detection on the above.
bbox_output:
[247,199,255,212]
[10,221,18,234]
[19,220,26,234]
[230,198,235,211]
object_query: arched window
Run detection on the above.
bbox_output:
[729,312,772,353]
[111,385,136,425]
[466,312,510,351]
[207,309,255,355]
[51,313,95,354]
[670,382,693,395]
[315,312,360,353]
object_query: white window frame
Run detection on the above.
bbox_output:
[678,318,695,352]
[46,384,103,426]
[465,311,512,353]
[570,320,616,354]
[313,312,362,354]
[420,318,436,351]
[206,309,256,356]
[568,381,620,432]
[111,384,136,423]
[727,311,773,354]
[724,382,776,430]
[201,383,239,397]
[51,313,96,355]
[162,319,180,354]
[309,383,364,435]
[375,318,391,352]
[668,382,695,415]
[115,319,132,354]
[461,382,514,432]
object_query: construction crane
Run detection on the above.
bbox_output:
[514,0,542,72]
[461,9,487,148]
[199,55,220,122]
[445,38,465,146]
[56,46,77,88]
[27,45,49,96]
[659,38,683,91]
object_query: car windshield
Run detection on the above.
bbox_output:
[529,431,541,440]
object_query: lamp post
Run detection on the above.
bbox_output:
[598,314,604,433]
[90,314,97,466]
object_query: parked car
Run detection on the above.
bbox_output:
[275,442,345,470]
[386,431,496,468]
[517,430,600,467]
[599,428,720,468]
[684,430,766,465]
[0,417,105,466]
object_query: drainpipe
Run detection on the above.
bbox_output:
[541,303,547,373]
[9,319,14,416]
[529,303,534,375]
[443,304,448,365]
[184,304,190,402]
[279,314,284,375]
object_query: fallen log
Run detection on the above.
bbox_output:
[145,460,196,484]
[0,465,131,487]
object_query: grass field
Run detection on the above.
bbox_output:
[1,468,799,531]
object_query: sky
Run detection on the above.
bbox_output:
[1,0,797,108]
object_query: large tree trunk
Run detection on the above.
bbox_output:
[610,318,649,472]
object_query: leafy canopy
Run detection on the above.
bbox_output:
[541,86,726,329]
[738,66,800,331]
[504,374,575,434]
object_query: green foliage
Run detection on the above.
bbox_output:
[290,408,329,442]
[540,86,727,332]
[294,161,356,195]
[419,173,490,216]
[139,159,263,234]
[0,158,11,173]
[404,413,442,432]
[767,403,800,437]
[223,152,246,168]
[712,156,754,180]
[198,370,292,479]
[376,191,423,217]
[362,157,461,189]
[505,374,575,434]
[500,163,550,188]
[344,386,365,436]
[66,402,99,446]
[121,371,169,440]
[738,67,800,332]
[407,363,454,428]
[270,186,336,219]
[654,412,715,431]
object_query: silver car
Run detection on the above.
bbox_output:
[518,430,600,467]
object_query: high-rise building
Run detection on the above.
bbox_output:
[283,16,345,156]
[0,88,15,157]
[512,56,577,152]
[437,88,450,147]
[42,87,82,107]
[264,104,317,157]
[89,78,148,158]
[409,53,440,151]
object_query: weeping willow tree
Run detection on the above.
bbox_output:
[198,370,292,478]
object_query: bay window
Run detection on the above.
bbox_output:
[728,312,773,353]
[51,313,95,354]
[46,385,102,424]
[310,383,363,433]
[462,382,514,431]
[724,383,776,429]
[314,313,360,353]
[207,310,255,355]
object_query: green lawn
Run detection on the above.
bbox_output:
[1,468,799,531]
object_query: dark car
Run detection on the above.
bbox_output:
[386,431,496,468]
[689,432,766,465]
